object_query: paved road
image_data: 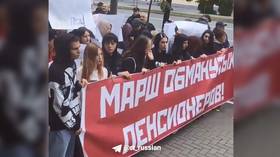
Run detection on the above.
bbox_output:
[135,103,233,157]
[118,9,234,45]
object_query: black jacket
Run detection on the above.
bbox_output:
[49,61,82,131]
[104,51,122,75]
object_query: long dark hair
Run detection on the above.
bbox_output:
[53,33,79,67]
[187,36,202,57]
[70,27,94,43]
[123,35,150,69]
[153,32,168,54]
[102,32,118,55]
[201,30,214,50]
[172,33,188,57]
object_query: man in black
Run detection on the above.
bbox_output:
[126,7,140,25]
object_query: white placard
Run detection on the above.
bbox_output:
[164,21,208,38]
[49,0,96,30]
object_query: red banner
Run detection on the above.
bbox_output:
[80,48,234,157]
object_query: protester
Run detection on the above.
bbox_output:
[70,27,92,44]
[102,33,122,75]
[213,21,230,47]
[77,43,108,83]
[139,12,156,32]
[49,33,84,157]
[130,18,153,40]
[121,23,133,51]
[126,7,140,25]
[171,34,192,63]
[200,30,215,55]
[151,32,172,68]
[121,35,154,73]
[213,29,229,52]
[70,27,94,66]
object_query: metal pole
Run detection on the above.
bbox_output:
[147,0,153,23]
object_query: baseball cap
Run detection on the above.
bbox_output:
[216,21,227,27]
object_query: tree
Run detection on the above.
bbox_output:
[186,0,233,16]
[197,0,216,14]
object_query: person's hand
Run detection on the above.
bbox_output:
[173,60,182,65]
[117,71,131,80]
[199,54,208,59]
[142,68,149,73]
[146,50,154,60]
[217,48,227,55]
[80,79,88,88]
[75,128,82,135]
[159,62,166,67]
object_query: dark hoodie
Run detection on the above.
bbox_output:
[201,30,215,55]
[171,34,192,62]
[49,33,81,131]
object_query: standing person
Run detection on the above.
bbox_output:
[49,33,84,157]
[213,29,229,52]
[121,35,154,73]
[171,34,193,63]
[77,43,108,83]
[151,32,172,69]
[126,7,140,25]
[70,27,92,44]
[102,33,122,75]
[139,12,156,32]
[70,27,94,67]
[213,21,230,47]
[200,30,215,55]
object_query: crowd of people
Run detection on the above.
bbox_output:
[48,6,231,157]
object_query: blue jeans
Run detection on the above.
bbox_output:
[49,130,75,157]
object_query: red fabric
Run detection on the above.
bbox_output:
[81,49,234,157]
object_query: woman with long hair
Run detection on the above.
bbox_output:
[77,43,108,83]
[121,35,154,73]
[171,34,192,63]
[102,33,122,75]
[152,32,172,68]
[200,30,215,55]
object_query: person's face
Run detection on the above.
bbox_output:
[70,41,80,60]
[203,33,210,44]
[182,40,189,50]
[140,14,147,23]
[96,48,103,66]
[81,31,91,44]
[133,11,139,16]
[159,37,168,52]
[104,41,117,55]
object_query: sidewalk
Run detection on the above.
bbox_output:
[135,103,233,157]
[98,0,233,23]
